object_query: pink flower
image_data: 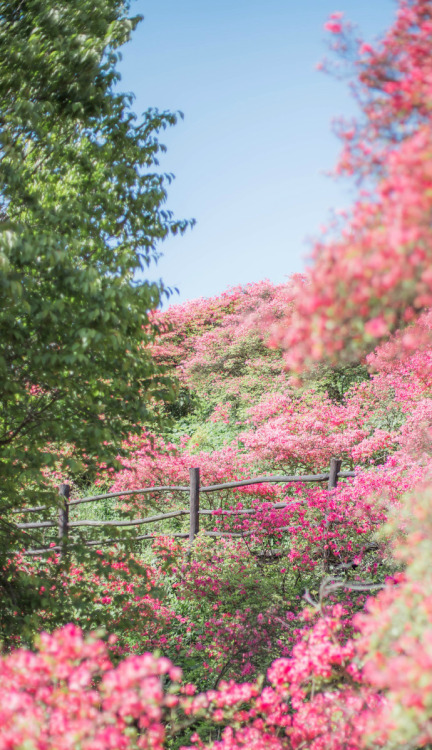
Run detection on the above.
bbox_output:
[324,21,342,33]
[365,316,388,338]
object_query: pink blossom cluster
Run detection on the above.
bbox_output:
[268,0,432,370]
[0,624,182,750]
[0,614,379,750]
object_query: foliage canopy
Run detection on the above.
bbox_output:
[0,0,190,518]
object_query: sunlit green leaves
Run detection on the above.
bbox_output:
[0,1,189,530]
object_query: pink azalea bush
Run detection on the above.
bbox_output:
[269,0,432,370]
[0,615,369,750]
[354,483,432,748]
[0,624,183,750]
[0,606,388,750]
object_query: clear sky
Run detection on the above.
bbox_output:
[119,0,396,307]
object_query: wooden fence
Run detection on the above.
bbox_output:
[13,458,355,556]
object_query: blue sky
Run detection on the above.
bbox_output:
[120,0,396,307]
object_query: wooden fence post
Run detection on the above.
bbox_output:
[324,458,342,571]
[328,457,342,491]
[58,483,70,557]
[189,468,200,545]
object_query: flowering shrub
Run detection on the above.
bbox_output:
[354,483,432,748]
[28,602,402,750]
[0,624,183,750]
[5,471,432,749]
[0,615,374,750]
[268,1,432,370]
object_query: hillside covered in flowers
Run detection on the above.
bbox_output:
[6,272,432,749]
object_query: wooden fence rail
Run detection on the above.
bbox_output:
[14,459,355,556]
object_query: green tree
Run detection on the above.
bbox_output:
[0,1,190,522]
